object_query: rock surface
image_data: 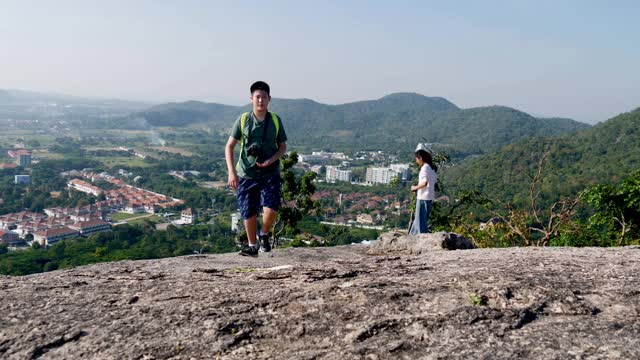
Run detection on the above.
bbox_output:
[1,243,640,359]
[368,231,475,255]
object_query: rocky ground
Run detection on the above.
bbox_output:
[1,234,640,359]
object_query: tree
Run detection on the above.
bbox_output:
[273,151,321,245]
[584,170,640,245]
[486,152,583,246]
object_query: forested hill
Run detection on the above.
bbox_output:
[442,107,640,206]
[114,93,589,157]
[122,100,241,128]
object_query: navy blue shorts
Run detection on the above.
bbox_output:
[236,173,282,220]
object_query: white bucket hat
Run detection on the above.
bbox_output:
[415,142,429,152]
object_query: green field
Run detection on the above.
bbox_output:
[98,156,152,168]
[127,215,164,225]
[110,212,143,221]
[0,130,57,147]
[33,150,65,160]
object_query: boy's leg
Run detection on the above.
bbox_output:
[237,178,261,245]
[259,173,282,233]
[261,208,277,234]
[244,215,258,246]
[258,174,282,250]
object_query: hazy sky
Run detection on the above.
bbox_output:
[1,0,639,123]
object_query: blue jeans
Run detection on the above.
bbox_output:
[410,200,433,235]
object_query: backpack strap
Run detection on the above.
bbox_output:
[237,112,249,168]
[236,111,280,169]
[270,112,280,145]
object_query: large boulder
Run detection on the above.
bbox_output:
[368,231,474,255]
[2,245,640,358]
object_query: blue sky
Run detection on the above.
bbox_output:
[1,0,638,123]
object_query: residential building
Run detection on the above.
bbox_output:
[310,165,323,175]
[301,151,350,163]
[68,179,103,196]
[299,154,329,163]
[0,211,47,230]
[356,214,374,225]
[8,150,32,167]
[231,212,241,232]
[0,163,18,169]
[124,202,145,214]
[0,230,20,245]
[14,175,30,185]
[33,227,79,246]
[68,220,112,236]
[389,163,411,182]
[18,150,32,167]
[181,208,196,224]
[326,166,352,183]
[366,167,400,185]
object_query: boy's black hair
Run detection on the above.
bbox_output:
[250,81,270,96]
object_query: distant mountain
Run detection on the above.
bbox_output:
[0,90,13,103]
[0,89,149,109]
[0,89,152,125]
[123,101,240,128]
[119,93,589,156]
[443,107,640,205]
[334,92,459,114]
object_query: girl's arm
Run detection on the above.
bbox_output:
[411,181,428,191]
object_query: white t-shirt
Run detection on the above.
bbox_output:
[417,164,437,200]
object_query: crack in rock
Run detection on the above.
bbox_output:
[30,331,88,359]
[345,319,399,343]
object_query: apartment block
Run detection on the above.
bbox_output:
[326,166,352,183]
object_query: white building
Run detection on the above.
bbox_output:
[300,151,349,163]
[124,203,145,214]
[33,227,79,247]
[14,175,30,185]
[68,220,112,236]
[313,151,347,160]
[181,208,196,224]
[365,167,403,185]
[310,165,323,175]
[326,166,352,183]
[300,154,329,163]
[356,213,374,225]
[231,212,241,232]
[67,179,103,196]
[389,163,411,182]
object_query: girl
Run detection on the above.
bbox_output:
[409,148,437,234]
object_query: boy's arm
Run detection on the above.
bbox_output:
[225,136,239,189]
[257,142,287,168]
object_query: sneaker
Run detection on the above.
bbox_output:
[239,244,258,257]
[260,233,272,253]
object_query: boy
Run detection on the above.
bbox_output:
[225,81,288,257]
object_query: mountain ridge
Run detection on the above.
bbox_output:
[117,92,589,156]
[443,107,640,205]
[0,88,151,109]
